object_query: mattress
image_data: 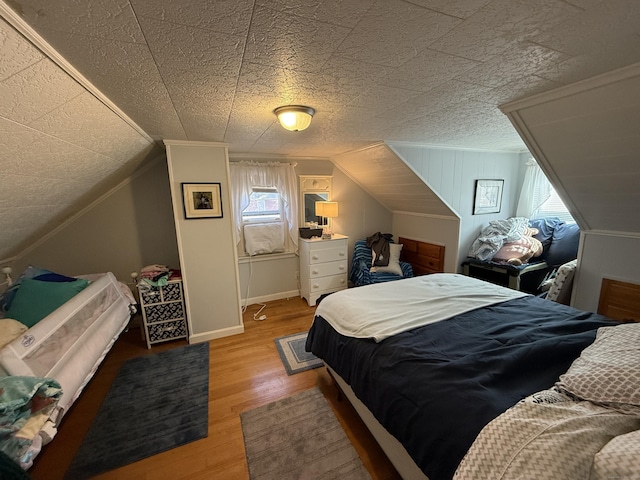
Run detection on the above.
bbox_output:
[0,272,132,423]
[306,276,618,480]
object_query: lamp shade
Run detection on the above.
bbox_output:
[315,201,338,218]
[274,105,315,131]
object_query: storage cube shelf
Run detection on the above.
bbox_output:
[137,279,188,348]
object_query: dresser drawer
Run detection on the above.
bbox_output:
[309,274,347,293]
[147,319,188,343]
[308,245,347,264]
[139,282,182,305]
[140,287,162,305]
[309,260,348,278]
[143,301,185,324]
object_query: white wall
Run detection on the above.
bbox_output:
[389,144,524,270]
[392,213,460,273]
[165,141,243,341]
[573,232,640,312]
[238,254,300,306]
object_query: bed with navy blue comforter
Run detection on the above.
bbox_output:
[305,274,618,480]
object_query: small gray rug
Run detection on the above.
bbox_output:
[274,331,323,375]
[241,388,371,479]
[65,343,209,479]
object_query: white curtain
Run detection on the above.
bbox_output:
[229,161,298,252]
[516,158,551,218]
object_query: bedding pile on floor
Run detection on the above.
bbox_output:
[0,376,62,469]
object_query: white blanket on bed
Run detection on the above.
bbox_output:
[315,273,528,342]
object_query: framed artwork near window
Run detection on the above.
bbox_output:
[473,179,504,215]
[182,182,223,219]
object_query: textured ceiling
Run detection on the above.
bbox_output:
[1,0,640,260]
[6,0,640,157]
[0,13,159,260]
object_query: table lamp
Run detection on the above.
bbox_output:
[315,201,339,238]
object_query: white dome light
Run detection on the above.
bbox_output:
[274,105,315,131]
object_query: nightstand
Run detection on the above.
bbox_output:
[299,234,348,306]
[137,278,188,348]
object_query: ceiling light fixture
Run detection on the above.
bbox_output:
[274,105,315,132]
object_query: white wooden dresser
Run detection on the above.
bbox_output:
[299,234,349,306]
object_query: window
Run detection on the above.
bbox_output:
[229,161,299,256]
[533,185,575,223]
[517,158,574,223]
[242,188,282,223]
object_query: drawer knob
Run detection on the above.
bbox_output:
[339,251,345,256]
[312,255,319,260]
[312,269,318,274]
[339,266,345,271]
[340,279,345,284]
[312,283,319,289]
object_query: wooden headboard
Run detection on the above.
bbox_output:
[399,237,445,276]
[598,278,640,323]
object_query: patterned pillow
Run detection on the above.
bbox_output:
[591,429,640,480]
[557,323,640,413]
[546,260,577,304]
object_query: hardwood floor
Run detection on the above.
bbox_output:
[29,296,402,480]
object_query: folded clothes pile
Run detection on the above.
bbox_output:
[139,264,172,287]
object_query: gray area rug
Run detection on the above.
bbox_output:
[241,388,371,479]
[274,331,323,375]
[65,342,209,479]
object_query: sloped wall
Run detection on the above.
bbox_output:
[502,63,640,233]
[9,155,179,286]
[332,143,461,271]
[502,62,640,309]
[332,143,455,217]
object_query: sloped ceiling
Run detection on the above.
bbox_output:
[0,15,160,260]
[502,64,640,233]
[333,143,454,217]
[1,0,640,259]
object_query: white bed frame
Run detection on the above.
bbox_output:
[0,272,133,468]
[0,272,132,421]
[327,365,429,480]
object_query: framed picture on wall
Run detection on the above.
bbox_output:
[182,182,223,219]
[473,179,504,215]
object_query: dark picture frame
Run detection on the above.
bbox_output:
[473,179,504,215]
[182,182,223,219]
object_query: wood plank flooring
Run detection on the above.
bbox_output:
[29,296,402,480]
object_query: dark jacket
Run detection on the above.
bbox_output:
[366,232,393,266]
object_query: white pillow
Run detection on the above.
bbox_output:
[0,318,28,349]
[370,243,403,276]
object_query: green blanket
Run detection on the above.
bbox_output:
[0,376,62,470]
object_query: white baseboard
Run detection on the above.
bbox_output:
[243,289,300,306]
[189,325,245,343]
